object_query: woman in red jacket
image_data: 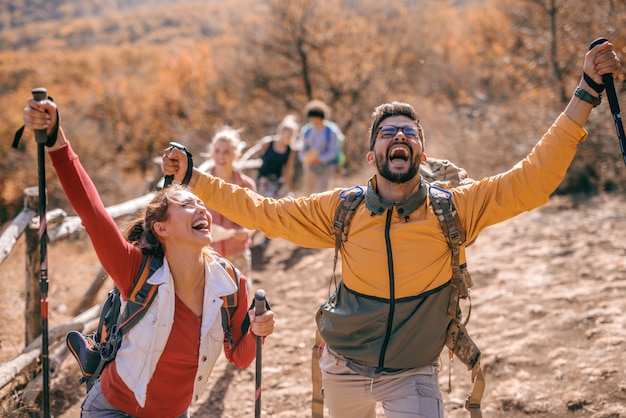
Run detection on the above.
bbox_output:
[22,99,275,418]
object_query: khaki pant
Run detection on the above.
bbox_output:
[320,346,443,418]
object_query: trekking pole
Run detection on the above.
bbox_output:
[254,289,266,418]
[32,87,51,418]
[589,37,626,167]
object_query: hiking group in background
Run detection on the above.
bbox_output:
[21,100,275,418]
[162,40,620,418]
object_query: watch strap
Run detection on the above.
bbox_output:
[574,86,602,108]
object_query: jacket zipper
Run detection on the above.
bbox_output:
[378,208,395,368]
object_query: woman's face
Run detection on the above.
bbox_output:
[211,139,237,168]
[279,127,294,143]
[154,190,213,248]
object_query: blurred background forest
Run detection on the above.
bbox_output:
[1,0,626,224]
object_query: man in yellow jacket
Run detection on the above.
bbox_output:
[162,41,620,418]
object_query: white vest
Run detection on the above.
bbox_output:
[115,257,239,407]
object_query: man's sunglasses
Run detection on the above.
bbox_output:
[377,126,420,139]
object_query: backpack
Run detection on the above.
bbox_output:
[303,121,345,169]
[66,254,240,392]
[312,157,484,418]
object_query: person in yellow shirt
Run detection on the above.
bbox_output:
[162,41,620,418]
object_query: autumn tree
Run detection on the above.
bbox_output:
[1,0,626,225]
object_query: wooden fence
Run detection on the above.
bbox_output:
[0,156,261,410]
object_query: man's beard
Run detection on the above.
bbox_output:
[376,153,420,184]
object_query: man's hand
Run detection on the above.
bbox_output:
[162,145,189,184]
[584,40,621,88]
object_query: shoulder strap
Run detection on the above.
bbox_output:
[429,185,484,418]
[117,254,162,336]
[429,186,468,313]
[331,186,365,283]
[217,257,240,349]
[217,257,239,309]
[85,254,161,391]
[102,254,161,357]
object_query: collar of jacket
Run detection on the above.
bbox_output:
[364,175,427,218]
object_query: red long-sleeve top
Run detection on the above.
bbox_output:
[49,143,256,417]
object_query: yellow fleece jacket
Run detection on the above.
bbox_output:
[195,113,586,300]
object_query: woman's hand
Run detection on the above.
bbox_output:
[23,98,67,150]
[248,309,275,337]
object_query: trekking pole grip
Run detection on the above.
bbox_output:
[32,87,49,144]
[589,37,618,106]
[255,289,266,316]
[589,37,626,166]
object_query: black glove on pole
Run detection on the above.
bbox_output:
[32,87,51,418]
[589,37,626,166]
[254,289,267,418]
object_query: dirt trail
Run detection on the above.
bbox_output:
[1,194,626,417]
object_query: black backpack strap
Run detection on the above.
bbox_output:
[429,185,484,418]
[84,254,161,391]
[117,255,162,335]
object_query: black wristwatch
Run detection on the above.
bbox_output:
[574,86,602,108]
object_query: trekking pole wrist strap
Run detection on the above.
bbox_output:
[12,97,61,149]
[583,72,605,94]
[165,141,194,187]
[182,151,193,185]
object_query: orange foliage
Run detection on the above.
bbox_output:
[1,0,626,224]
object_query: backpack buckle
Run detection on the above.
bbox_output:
[100,326,121,361]
[465,399,482,417]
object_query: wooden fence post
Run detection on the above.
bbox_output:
[24,187,40,346]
